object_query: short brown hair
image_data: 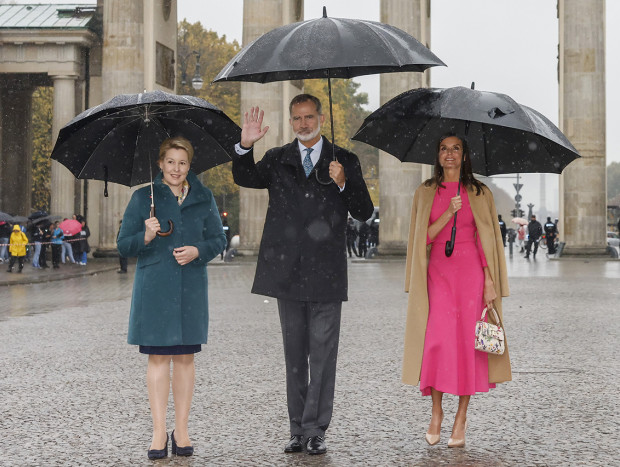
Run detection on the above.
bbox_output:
[289,94,322,116]
[158,136,194,164]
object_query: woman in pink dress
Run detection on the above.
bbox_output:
[402,134,511,448]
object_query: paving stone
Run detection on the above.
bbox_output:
[0,256,618,465]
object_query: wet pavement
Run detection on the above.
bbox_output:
[0,253,618,466]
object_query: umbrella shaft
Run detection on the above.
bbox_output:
[328,76,335,161]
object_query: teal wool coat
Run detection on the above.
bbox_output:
[117,171,226,346]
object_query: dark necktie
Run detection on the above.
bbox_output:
[302,147,314,177]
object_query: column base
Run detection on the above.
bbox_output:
[377,245,407,256]
[558,245,611,258]
[92,248,120,258]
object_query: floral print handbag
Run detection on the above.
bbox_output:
[474,305,505,355]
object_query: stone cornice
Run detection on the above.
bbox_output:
[0,28,99,47]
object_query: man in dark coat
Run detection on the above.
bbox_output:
[525,214,543,259]
[357,221,369,258]
[232,94,374,456]
[543,216,558,254]
[345,217,358,258]
[498,214,507,247]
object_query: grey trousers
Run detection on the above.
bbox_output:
[277,299,342,438]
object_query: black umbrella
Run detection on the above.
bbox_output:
[32,215,62,225]
[28,210,49,220]
[214,7,445,183]
[51,90,240,235]
[352,85,580,175]
[352,84,580,255]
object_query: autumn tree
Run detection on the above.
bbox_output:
[31,86,53,212]
[177,19,242,233]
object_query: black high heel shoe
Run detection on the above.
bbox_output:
[147,433,168,460]
[171,430,194,457]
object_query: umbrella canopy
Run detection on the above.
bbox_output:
[50,90,241,188]
[213,7,445,84]
[11,216,28,224]
[32,215,62,225]
[28,210,48,220]
[511,217,528,225]
[352,86,580,176]
[0,212,14,223]
[214,6,445,183]
[59,219,82,236]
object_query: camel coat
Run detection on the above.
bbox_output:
[402,182,512,386]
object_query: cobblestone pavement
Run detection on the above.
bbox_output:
[0,255,618,466]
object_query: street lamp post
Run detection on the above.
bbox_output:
[180,50,203,92]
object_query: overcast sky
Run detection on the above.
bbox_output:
[177,0,619,214]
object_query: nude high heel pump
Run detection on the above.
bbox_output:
[425,412,443,446]
[448,420,467,448]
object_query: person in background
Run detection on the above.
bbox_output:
[61,219,76,265]
[39,222,51,269]
[76,215,90,265]
[6,224,29,273]
[346,217,359,258]
[498,215,507,247]
[517,224,526,253]
[0,221,12,263]
[31,223,43,269]
[358,221,369,258]
[51,221,64,269]
[524,215,543,259]
[116,220,127,273]
[543,216,558,255]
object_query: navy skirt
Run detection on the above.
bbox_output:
[139,344,202,355]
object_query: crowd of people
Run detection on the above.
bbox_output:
[0,214,90,273]
[345,215,379,258]
[502,214,559,258]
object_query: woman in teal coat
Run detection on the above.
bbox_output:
[118,136,226,459]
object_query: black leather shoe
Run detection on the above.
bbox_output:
[284,435,304,453]
[171,430,194,457]
[147,433,168,460]
[306,436,327,455]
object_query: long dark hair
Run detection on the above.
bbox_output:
[424,132,484,195]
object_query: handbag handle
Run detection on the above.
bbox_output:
[481,305,504,329]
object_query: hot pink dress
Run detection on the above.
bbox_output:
[419,182,496,396]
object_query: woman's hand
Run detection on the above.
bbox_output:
[144,216,160,245]
[483,278,497,308]
[447,195,462,216]
[173,246,199,266]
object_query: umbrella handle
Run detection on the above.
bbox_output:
[150,205,174,237]
[445,223,456,257]
[445,175,462,257]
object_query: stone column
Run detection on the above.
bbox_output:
[558,0,607,256]
[95,0,145,255]
[0,87,34,216]
[237,0,302,255]
[378,0,431,255]
[50,75,78,218]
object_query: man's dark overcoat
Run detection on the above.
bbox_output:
[233,136,374,302]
